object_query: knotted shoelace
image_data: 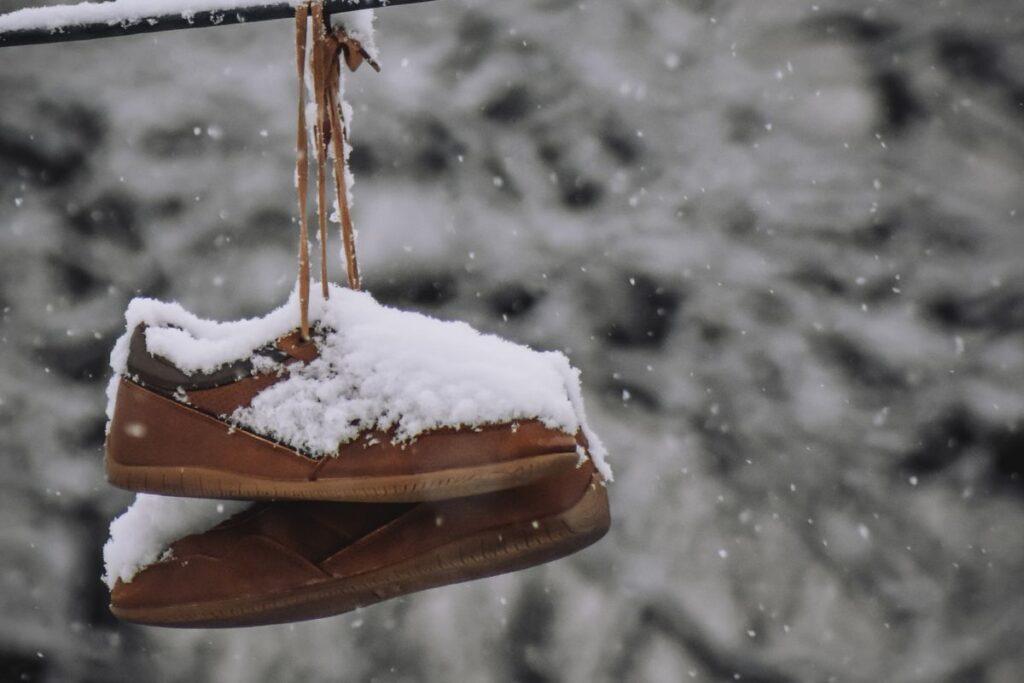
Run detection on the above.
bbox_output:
[293,2,379,338]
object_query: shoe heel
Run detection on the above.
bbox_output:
[441,472,611,580]
[556,473,611,538]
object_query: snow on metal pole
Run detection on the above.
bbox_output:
[0,0,437,48]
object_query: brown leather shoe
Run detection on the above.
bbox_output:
[105,295,610,502]
[109,462,609,627]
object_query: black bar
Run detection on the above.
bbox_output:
[0,0,436,48]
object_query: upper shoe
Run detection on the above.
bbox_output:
[105,284,611,502]
[107,460,610,627]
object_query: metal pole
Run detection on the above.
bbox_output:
[0,0,437,48]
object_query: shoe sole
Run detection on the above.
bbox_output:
[105,449,580,503]
[110,475,610,627]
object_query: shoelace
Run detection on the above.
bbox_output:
[294,2,379,338]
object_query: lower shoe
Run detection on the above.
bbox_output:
[108,461,609,627]
[105,285,611,503]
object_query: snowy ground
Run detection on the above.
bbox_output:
[1,0,1023,680]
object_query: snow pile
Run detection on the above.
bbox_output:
[109,283,611,479]
[102,495,249,589]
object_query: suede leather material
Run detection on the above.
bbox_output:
[108,377,578,480]
[111,462,600,611]
[313,421,577,478]
[108,378,319,480]
[184,331,314,415]
[187,373,284,417]
[201,501,414,564]
[113,536,331,609]
[276,331,319,362]
[322,462,596,578]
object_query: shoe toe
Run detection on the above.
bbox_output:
[110,535,329,615]
[111,554,228,611]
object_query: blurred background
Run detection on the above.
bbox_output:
[1,0,1023,680]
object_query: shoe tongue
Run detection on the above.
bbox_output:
[274,330,319,363]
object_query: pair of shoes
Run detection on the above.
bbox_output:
[102,285,612,627]
[99,7,610,628]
